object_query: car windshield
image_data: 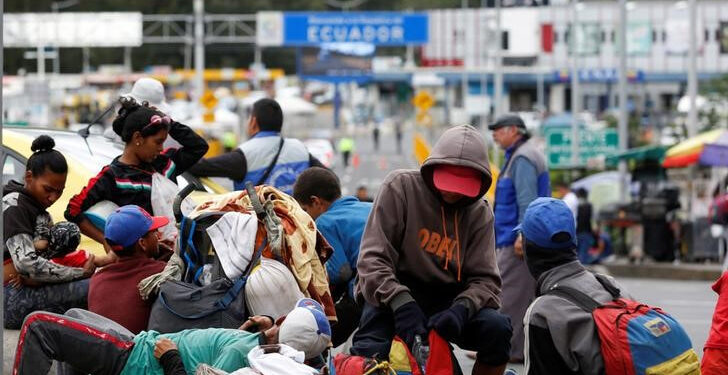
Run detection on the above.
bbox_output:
[14,128,120,173]
[9,128,216,193]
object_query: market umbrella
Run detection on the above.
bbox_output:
[662,128,728,168]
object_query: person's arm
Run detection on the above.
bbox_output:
[525,321,578,375]
[454,205,502,314]
[6,233,87,282]
[355,173,410,309]
[187,149,247,181]
[155,339,188,375]
[164,121,210,174]
[316,219,348,287]
[511,157,539,222]
[65,166,116,227]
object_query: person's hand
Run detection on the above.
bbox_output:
[154,338,178,359]
[102,241,114,255]
[240,315,275,332]
[514,235,524,259]
[81,255,97,278]
[393,301,428,349]
[428,303,469,342]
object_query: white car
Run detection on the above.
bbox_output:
[304,138,336,168]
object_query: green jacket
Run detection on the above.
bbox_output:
[120,329,262,375]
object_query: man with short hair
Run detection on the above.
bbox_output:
[292,167,372,346]
[189,98,324,194]
[352,125,511,375]
[356,185,373,202]
[490,114,551,362]
[87,205,168,333]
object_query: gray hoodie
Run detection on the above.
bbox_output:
[355,125,501,315]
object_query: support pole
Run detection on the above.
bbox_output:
[618,0,629,201]
[570,0,580,169]
[194,0,205,101]
[37,46,46,79]
[687,0,698,138]
[494,0,503,119]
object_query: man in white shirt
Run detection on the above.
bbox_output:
[556,182,578,219]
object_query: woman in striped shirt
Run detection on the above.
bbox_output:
[65,99,208,254]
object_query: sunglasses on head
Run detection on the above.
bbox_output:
[142,114,172,131]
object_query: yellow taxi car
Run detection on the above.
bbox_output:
[2,127,226,255]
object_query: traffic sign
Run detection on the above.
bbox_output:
[413,91,434,111]
[200,91,218,109]
[257,12,429,47]
[544,127,619,168]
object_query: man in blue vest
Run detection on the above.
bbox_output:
[189,98,324,194]
[490,114,550,363]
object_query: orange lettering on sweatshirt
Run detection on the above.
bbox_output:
[425,232,441,254]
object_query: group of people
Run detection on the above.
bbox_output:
[3,76,722,375]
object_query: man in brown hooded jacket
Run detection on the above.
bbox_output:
[351,125,512,375]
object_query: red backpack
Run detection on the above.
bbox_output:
[547,274,700,375]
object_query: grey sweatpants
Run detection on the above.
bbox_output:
[497,245,536,361]
[13,308,135,375]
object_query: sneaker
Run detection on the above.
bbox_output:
[503,369,519,375]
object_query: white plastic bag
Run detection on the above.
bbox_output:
[247,345,318,375]
[151,172,195,242]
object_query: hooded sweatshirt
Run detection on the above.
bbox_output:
[355,125,501,315]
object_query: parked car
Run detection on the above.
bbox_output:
[2,127,226,254]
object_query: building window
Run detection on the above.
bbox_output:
[705,29,711,42]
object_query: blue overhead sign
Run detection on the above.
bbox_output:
[256,12,428,46]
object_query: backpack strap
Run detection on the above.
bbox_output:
[255,137,285,186]
[594,273,621,299]
[546,285,602,312]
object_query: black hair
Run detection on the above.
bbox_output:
[27,135,68,177]
[357,185,368,191]
[112,99,169,143]
[252,98,283,132]
[576,188,588,198]
[293,167,341,205]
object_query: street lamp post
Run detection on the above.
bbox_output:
[618,0,629,201]
[570,0,580,169]
[194,0,205,102]
[494,0,503,120]
[687,0,698,138]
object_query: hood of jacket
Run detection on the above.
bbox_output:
[421,125,493,207]
[3,180,25,196]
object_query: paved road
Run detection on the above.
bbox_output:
[2,277,715,374]
[454,277,716,374]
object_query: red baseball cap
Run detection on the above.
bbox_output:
[433,165,482,198]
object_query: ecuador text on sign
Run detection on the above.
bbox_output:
[257,12,428,46]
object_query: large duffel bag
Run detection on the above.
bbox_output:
[147,239,266,333]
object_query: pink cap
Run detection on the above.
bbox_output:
[433,165,482,198]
